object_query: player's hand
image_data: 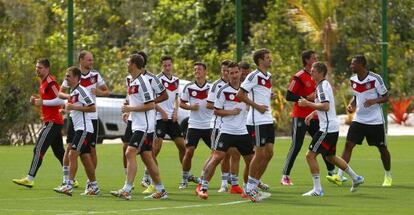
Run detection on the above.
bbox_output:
[346,104,355,113]
[122,113,129,123]
[91,88,97,95]
[298,97,309,107]
[30,95,39,105]
[122,105,131,113]
[161,112,168,121]
[232,108,242,115]
[191,103,200,111]
[305,114,313,126]
[65,103,74,111]
[363,99,376,108]
[256,104,268,114]
[306,92,316,101]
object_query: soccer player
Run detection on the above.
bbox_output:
[179,62,212,189]
[239,61,251,81]
[237,48,275,202]
[196,62,254,200]
[54,66,100,196]
[298,62,364,196]
[327,55,392,186]
[59,50,109,191]
[12,58,65,188]
[110,54,168,200]
[281,50,335,186]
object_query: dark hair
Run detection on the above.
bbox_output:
[36,58,50,68]
[352,55,367,67]
[160,55,173,64]
[253,48,270,66]
[193,62,207,70]
[312,61,328,77]
[221,59,232,67]
[130,54,145,69]
[238,61,250,69]
[67,66,81,79]
[78,50,91,62]
[228,61,239,69]
[301,50,315,67]
[137,51,148,66]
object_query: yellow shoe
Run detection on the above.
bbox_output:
[326,174,343,186]
[382,176,392,187]
[73,180,79,188]
[142,184,156,194]
[12,177,34,188]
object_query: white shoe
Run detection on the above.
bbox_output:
[217,185,228,193]
[350,176,364,192]
[302,189,324,196]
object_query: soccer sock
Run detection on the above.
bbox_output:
[385,170,392,178]
[337,168,344,178]
[89,181,98,189]
[327,169,335,176]
[200,170,206,181]
[201,179,209,191]
[27,175,34,181]
[123,182,133,193]
[63,166,69,182]
[221,172,230,187]
[231,174,239,186]
[143,169,149,180]
[67,180,74,189]
[155,183,165,192]
[182,171,190,183]
[246,176,259,192]
[344,166,358,181]
[312,174,322,192]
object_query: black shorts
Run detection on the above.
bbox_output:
[155,119,183,139]
[71,130,92,154]
[309,131,338,157]
[67,117,97,147]
[186,128,212,149]
[121,120,133,143]
[215,133,254,156]
[128,131,154,153]
[347,122,387,146]
[247,123,275,147]
[90,119,98,147]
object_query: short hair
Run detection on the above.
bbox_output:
[160,55,173,63]
[301,50,315,67]
[193,62,207,70]
[352,55,367,67]
[238,61,250,69]
[130,54,145,69]
[312,61,328,77]
[221,59,232,67]
[137,51,148,66]
[78,50,91,62]
[228,61,239,69]
[67,66,81,79]
[36,58,50,68]
[253,48,270,66]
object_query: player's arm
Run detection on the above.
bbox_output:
[172,93,179,122]
[123,101,155,113]
[58,85,70,99]
[236,89,267,114]
[206,101,214,109]
[179,99,199,111]
[214,107,241,116]
[154,90,168,103]
[94,84,110,97]
[66,103,96,112]
[285,76,303,102]
[155,104,168,120]
[298,98,329,112]
[347,96,356,113]
[364,93,389,108]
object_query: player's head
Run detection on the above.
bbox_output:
[220,59,231,81]
[301,50,317,67]
[253,48,271,69]
[136,51,148,67]
[310,61,328,82]
[78,50,93,71]
[35,58,50,79]
[193,62,207,80]
[351,55,367,73]
[238,61,250,81]
[228,61,241,84]
[160,55,173,74]
[65,66,82,87]
[128,54,145,73]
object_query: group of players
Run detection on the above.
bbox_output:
[12,48,392,202]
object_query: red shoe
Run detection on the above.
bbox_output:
[230,185,243,194]
[241,192,248,198]
[197,189,208,200]
[195,184,201,195]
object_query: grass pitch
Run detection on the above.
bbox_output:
[1,136,413,215]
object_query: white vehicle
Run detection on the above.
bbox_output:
[87,80,191,143]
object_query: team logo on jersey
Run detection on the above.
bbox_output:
[258,77,272,89]
[352,83,357,89]
[164,82,169,88]
[229,94,235,100]
[218,141,224,148]
[68,94,79,104]
[191,91,198,97]
[365,83,372,89]
[128,85,139,95]
[90,76,96,84]
[224,92,241,102]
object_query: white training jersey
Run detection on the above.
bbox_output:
[214,84,248,135]
[143,70,166,96]
[240,69,273,125]
[156,73,179,120]
[125,74,133,122]
[69,84,94,132]
[315,80,339,133]
[128,74,155,133]
[180,81,212,129]
[207,78,227,128]
[62,69,106,119]
[350,72,388,125]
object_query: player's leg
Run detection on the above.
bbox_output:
[170,120,186,163]
[228,147,241,192]
[302,131,324,196]
[90,119,98,169]
[367,124,392,186]
[180,128,199,188]
[50,124,65,166]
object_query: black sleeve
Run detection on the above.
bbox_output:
[285,90,301,102]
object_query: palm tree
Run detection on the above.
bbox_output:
[288,0,338,77]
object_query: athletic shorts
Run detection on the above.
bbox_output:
[309,131,339,157]
[128,130,154,153]
[247,123,275,147]
[121,120,133,143]
[155,119,183,139]
[347,121,386,147]
[66,117,75,144]
[186,128,212,149]
[71,130,92,154]
[215,133,254,156]
[67,117,97,147]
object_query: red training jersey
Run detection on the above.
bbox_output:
[39,75,64,125]
[287,69,317,118]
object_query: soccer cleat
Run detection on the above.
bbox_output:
[195,184,201,195]
[258,182,270,191]
[81,186,100,196]
[245,189,262,203]
[350,176,364,192]
[141,177,151,188]
[280,176,294,186]
[197,189,208,200]
[61,180,79,188]
[54,185,73,196]
[230,185,244,194]
[144,190,168,199]
[217,185,228,193]
[326,174,343,186]
[302,189,324,196]
[241,192,248,198]
[179,182,188,189]
[188,175,201,184]
[110,189,131,200]
[142,184,156,194]
[12,177,34,188]
[382,176,392,187]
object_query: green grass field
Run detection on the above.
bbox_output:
[1,136,413,215]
